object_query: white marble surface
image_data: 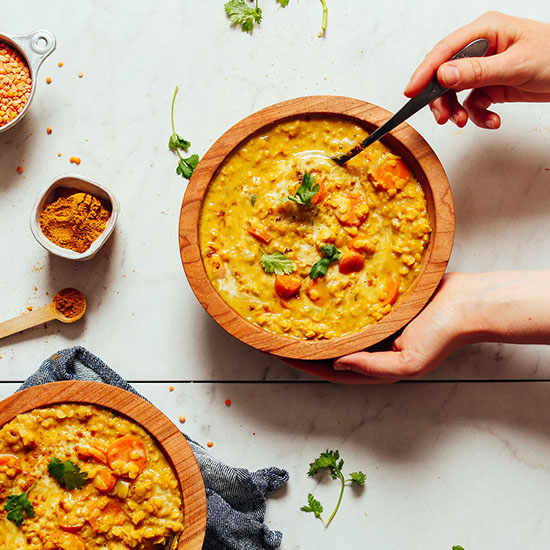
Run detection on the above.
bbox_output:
[1,1,550,548]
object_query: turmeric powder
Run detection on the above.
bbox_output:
[39,192,111,253]
[53,288,86,319]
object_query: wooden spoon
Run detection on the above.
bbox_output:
[0,288,86,339]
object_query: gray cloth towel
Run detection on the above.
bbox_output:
[18,346,288,550]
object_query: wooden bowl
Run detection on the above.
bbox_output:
[179,96,454,360]
[0,381,207,550]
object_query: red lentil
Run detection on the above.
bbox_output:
[16,165,23,174]
[57,61,63,68]
[178,415,186,424]
[78,71,84,78]
[169,385,174,392]
[57,152,62,157]
[46,126,52,134]
[69,156,81,165]
[225,399,231,407]
[206,441,214,448]
[0,43,32,127]
[46,76,52,84]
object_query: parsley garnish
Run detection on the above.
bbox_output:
[48,458,88,490]
[260,251,295,275]
[5,483,37,526]
[453,547,465,550]
[250,193,258,206]
[225,0,263,33]
[301,450,365,528]
[287,172,319,206]
[309,244,341,279]
[169,86,199,180]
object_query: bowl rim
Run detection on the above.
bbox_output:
[30,174,120,261]
[0,380,207,550]
[179,95,455,360]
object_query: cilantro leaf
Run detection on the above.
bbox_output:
[48,458,88,490]
[349,471,366,486]
[169,86,200,181]
[452,547,465,550]
[225,0,263,33]
[302,449,366,528]
[260,251,295,275]
[300,493,323,518]
[309,244,341,279]
[176,154,200,180]
[5,484,36,526]
[287,172,319,206]
[276,0,290,6]
[168,134,190,152]
[250,193,258,206]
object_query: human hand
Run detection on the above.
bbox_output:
[404,12,550,129]
[333,271,550,383]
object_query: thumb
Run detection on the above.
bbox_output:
[437,52,517,90]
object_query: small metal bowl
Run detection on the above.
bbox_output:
[0,29,56,134]
[30,175,120,261]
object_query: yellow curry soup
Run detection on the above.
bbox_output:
[199,117,432,340]
[0,404,184,550]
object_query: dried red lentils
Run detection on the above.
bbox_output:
[206,441,214,448]
[78,72,84,78]
[225,399,231,407]
[57,61,63,68]
[178,415,186,423]
[0,43,32,127]
[69,156,81,165]
[16,165,23,174]
[169,385,174,392]
[46,76,52,84]
[46,126,52,135]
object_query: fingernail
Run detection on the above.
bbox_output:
[441,65,460,86]
[333,360,352,371]
[431,107,440,123]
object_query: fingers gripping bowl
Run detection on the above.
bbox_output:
[179,96,455,360]
[0,381,206,550]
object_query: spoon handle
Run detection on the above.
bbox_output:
[333,38,490,165]
[0,303,57,340]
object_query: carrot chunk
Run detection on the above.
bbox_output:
[371,159,410,190]
[338,251,365,274]
[93,468,117,492]
[49,531,86,550]
[87,500,127,532]
[310,180,326,205]
[274,274,301,299]
[77,447,107,464]
[247,226,272,243]
[0,453,21,473]
[381,275,399,306]
[106,435,147,479]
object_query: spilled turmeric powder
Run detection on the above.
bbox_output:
[39,192,111,253]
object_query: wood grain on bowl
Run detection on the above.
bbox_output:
[179,95,455,360]
[0,381,206,550]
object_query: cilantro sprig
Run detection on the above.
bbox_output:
[48,458,88,490]
[301,450,365,528]
[309,244,341,279]
[4,483,37,527]
[225,0,326,34]
[169,86,199,180]
[260,251,295,275]
[287,172,319,206]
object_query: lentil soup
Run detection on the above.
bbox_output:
[0,404,183,550]
[199,117,432,340]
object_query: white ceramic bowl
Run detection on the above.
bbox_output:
[30,175,120,261]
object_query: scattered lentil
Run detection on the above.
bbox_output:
[16,165,23,174]
[57,152,62,157]
[225,399,232,407]
[178,415,186,424]
[69,156,81,165]
[0,42,32,127]
[78,71,84,78]
[169,386,175,392]
[206,441,214,448]
[46,126,52,134]
[46,76,52,84]
[26,306,33,311]
[57,61,63,68]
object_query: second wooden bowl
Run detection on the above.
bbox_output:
[179,96,455,360]
[0,381,207,549]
